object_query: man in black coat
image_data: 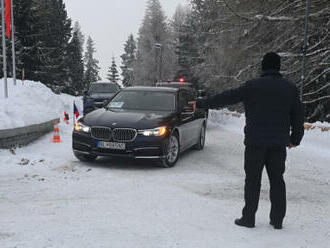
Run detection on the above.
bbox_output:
[197,52,304,229]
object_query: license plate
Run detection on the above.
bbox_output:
[97,141,126,150]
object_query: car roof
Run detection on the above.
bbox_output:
[156,82,193,87]
[123,86,179,93]
[91,82,118,85]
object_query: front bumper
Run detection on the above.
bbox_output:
[72,131,168,159]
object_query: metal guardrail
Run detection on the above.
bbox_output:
[0,118,60,149]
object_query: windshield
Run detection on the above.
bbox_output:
[108,91,176,111]
[88,83,119,94]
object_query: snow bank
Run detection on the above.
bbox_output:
[208,109,245,135]
[209,109,330,160]
[0,79,82,130]
[208,109,244,126]
[305,121,330,129]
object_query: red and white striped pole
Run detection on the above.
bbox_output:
[1,0,8,98]
[10,0,16,86]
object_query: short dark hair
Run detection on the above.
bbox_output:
[262,52,281,71]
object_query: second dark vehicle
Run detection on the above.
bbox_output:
[83,82,121,115]
[73,86,207,167]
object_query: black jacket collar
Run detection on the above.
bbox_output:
[261,70,282,77]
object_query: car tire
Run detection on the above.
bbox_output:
[74,152,97,162]
[194,124,206,150]
[159,132,180,168]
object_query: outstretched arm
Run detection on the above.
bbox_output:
[197,83,248,109]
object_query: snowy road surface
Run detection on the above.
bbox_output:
[1,112,330,248]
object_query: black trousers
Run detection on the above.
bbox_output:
[242,146,287,222]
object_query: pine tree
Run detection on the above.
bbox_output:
[84,36,101,89]
[171,5,200,84]
[120,34,136,87]
[67,28,84,94]
[107,57,119,83]
[0,0,36,78]
[32,0,72,88]
[1,0,74,90]
[73,21,85,53]
[134,0,175,85]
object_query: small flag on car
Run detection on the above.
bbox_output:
[74,102,80,119]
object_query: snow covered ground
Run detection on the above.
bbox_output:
[1,109,330,248]
[0,79,81,130]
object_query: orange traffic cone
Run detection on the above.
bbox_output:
[64,112,70,125]
[52,121,62,143]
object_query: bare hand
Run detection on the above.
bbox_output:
[188,101,197,112]
[289,144,297,149]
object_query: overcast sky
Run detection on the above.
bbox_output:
[64,0,188,80]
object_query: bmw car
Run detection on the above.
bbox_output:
[73,86,207,167]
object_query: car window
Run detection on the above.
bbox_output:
[179,90,189,110]
[109,91,176,111]
[88,84,119,94]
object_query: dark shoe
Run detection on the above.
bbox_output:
[270,220,283,229]
[235,218,255,228]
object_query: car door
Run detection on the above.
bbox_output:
[178,89,196,150]
[186,88,205,145]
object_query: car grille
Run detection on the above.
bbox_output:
[91,127,137,142]
[113,128,137,142]
[91,127,112,140]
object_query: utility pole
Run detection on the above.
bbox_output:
[1,0,8,98]
[11,0,16,86]
[300,0,311,101]
[155,43,163,83]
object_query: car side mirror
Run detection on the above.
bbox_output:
[182,101,196,114]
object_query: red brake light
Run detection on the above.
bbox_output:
[179,78,184,83]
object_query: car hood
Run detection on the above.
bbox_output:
[83,108,176,129]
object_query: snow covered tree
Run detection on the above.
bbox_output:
[133,0,175,85]
[66,28,84,94]
[120,34,136,87]
[188,0,330,119]
[0,0,93,96]
[171,5,200,85]
[1,0,72,87]
[107,57,119,84]
[31,0,72,88]
[84,36,101,89]
[73,21,85,53]
[0,0,37,79]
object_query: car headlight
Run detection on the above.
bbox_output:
[138,126,167,136]
[74,122,91,133]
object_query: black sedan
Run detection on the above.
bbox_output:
[73,86,207,167]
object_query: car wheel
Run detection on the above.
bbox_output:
[194,124,206,150]
[74,151,97,162]
[159,132,180,168]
